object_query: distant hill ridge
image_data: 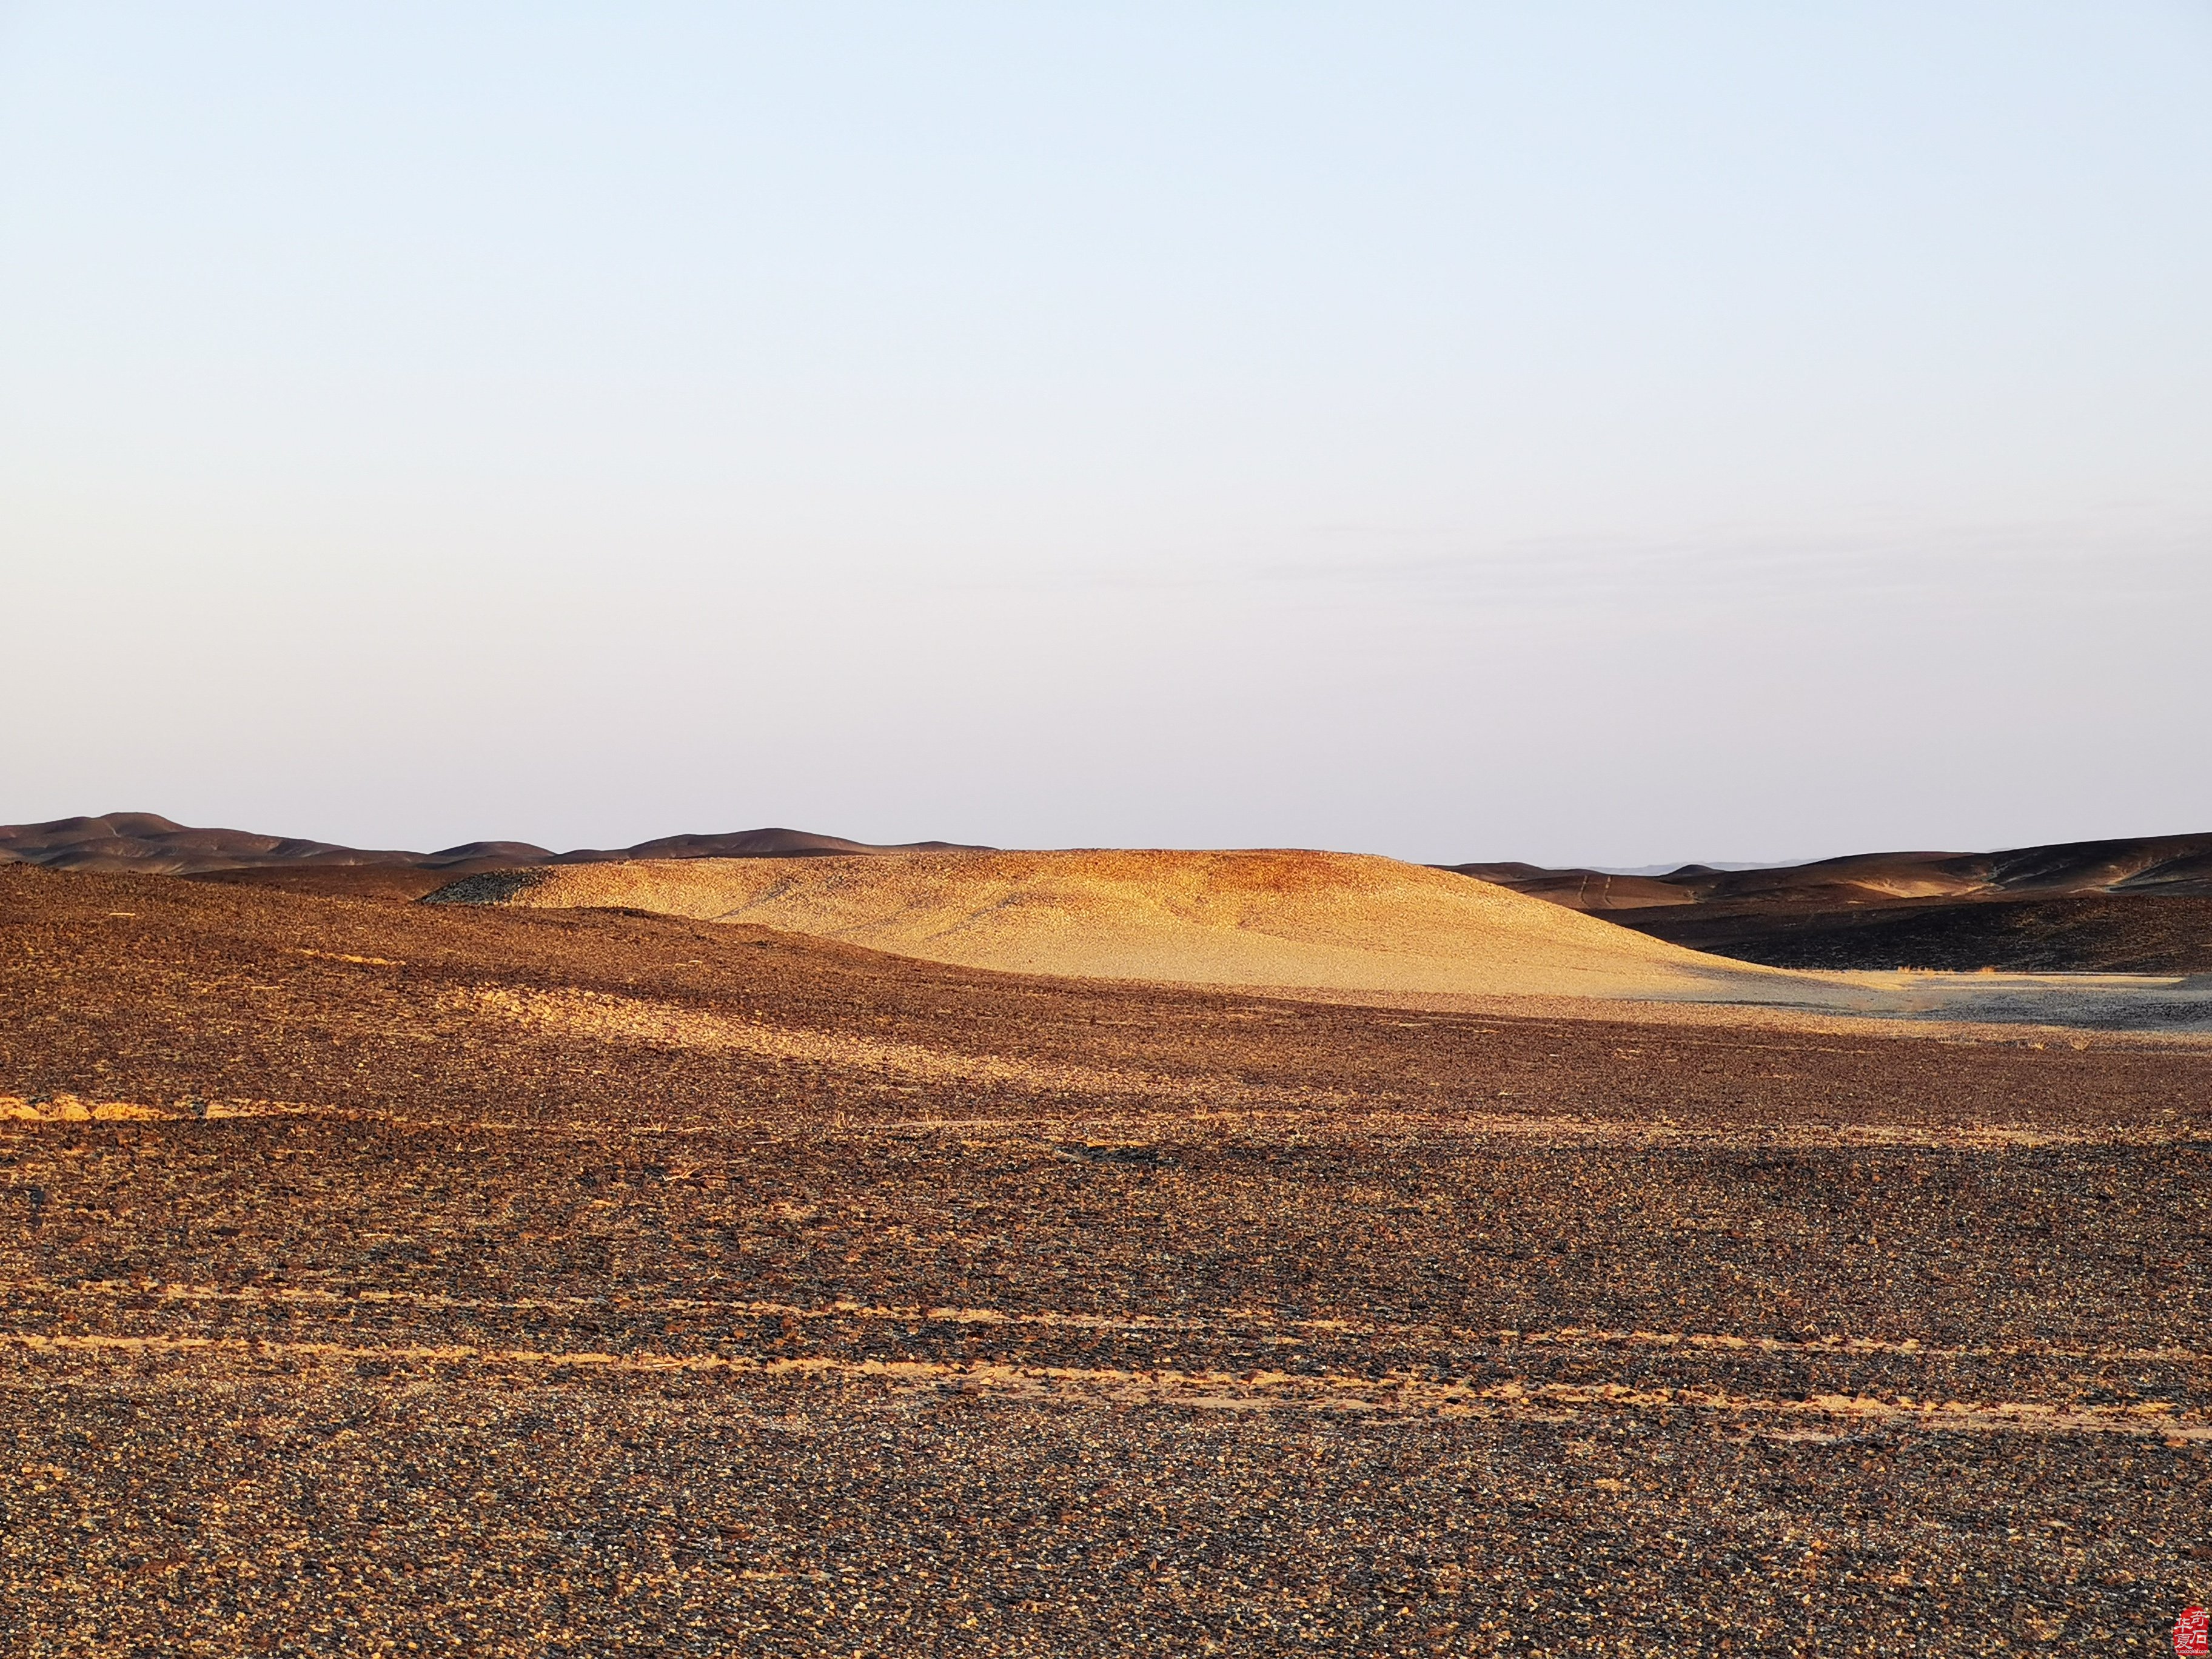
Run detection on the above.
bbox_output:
[0,813,981,877]
[10,813,2208,974]
[8,815,2205,898]
[1447,833,2212,910]
[1446,833,2212,976]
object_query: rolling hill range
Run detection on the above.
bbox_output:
[0,812,982,884]
[9,814,2207,974]
[1449,833,2212,910]
[421,850,2212,1030]
[1451,833,2212,975]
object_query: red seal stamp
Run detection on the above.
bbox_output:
[2176,1606,2210,1657]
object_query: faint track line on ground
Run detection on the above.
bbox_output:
[3,1330,2201,1442]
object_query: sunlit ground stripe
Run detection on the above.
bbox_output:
[2,1094,352,1124]
[1,1330,2202,1441]
[461,985,1359,1108]
[4,1280,2204,1369]
[6,1093,2204,1147]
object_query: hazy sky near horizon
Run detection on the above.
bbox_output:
[4,3,2208,865]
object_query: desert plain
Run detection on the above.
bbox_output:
[2,840,2208,1655]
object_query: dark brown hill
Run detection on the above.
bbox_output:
[1447,864,1693,911]
[0,812,432,875]
[0,811,980,881]
[1448,833,2212,974]
[1622,894,2212,974]
[551,827,981,862]
[1449,832,2212,911]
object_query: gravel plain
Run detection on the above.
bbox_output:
[1,863,2207,1655]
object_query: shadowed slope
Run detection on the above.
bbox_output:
[1621,893,2212,975]
[427,848,1780,1001]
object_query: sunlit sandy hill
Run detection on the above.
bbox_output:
[427,848,1782,1001]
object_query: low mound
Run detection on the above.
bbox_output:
[426,849,1784,1001]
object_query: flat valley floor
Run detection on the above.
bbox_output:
[1,864,2206,1655]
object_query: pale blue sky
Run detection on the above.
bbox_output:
[4,3,2207,863]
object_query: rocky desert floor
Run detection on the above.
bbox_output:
[1,862,2207,1655]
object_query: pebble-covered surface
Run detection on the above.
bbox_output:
[1,862,2207,1654]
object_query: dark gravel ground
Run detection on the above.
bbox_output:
[1,863,2207,1655]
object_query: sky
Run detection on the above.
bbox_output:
[3,2,2208,866]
